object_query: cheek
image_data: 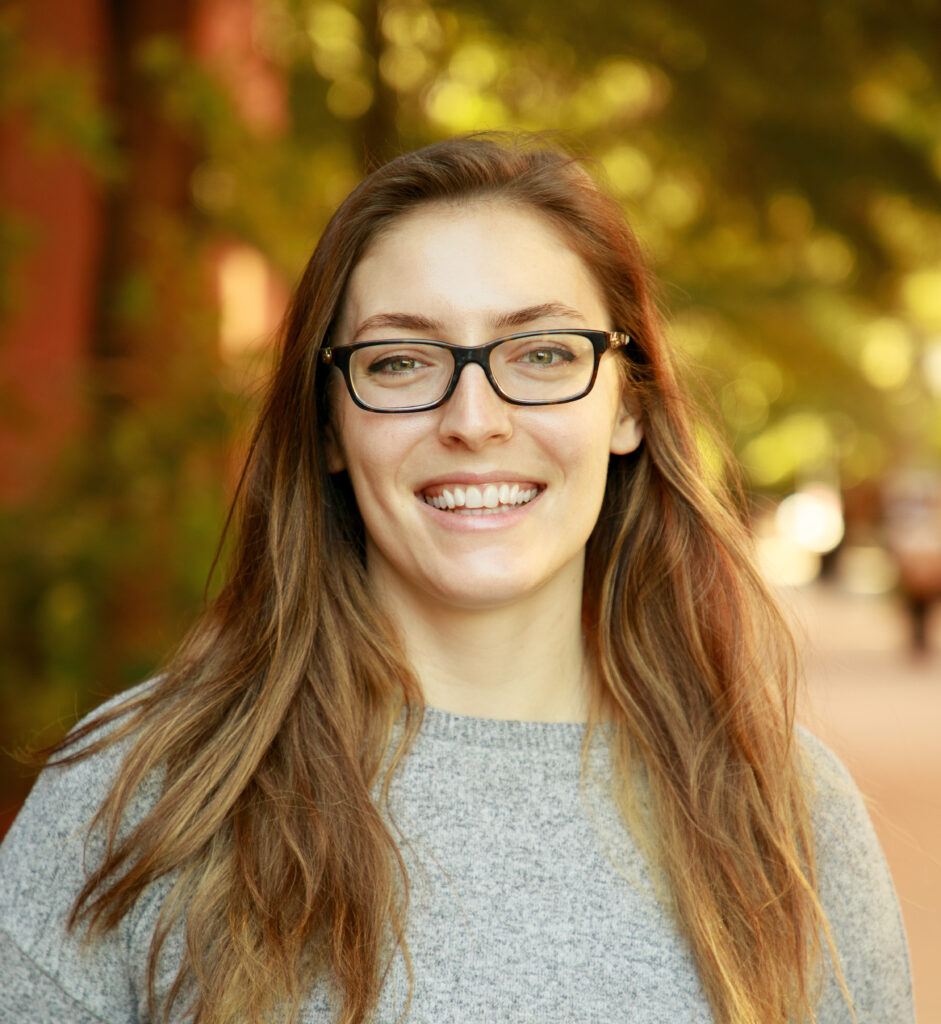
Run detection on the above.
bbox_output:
[566,425,621,513]
[338,430,386,499]
[553,401,622,473]
[333,407,426,501]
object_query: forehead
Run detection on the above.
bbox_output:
[338,200,610,337]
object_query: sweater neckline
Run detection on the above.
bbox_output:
[417,704,590,751]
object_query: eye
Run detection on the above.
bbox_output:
[507,336,582,369]
[367,354,424,374]
[351,343,450,393]
[360,346,439,376]
[518,346,575,366]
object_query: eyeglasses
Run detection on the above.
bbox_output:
[320,329,630,413]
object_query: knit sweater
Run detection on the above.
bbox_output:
[0,693,914,1023]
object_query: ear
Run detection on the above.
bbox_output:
[610,403,643,455]
[324,420,346,473]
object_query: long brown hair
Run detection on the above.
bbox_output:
[54,134,844,1024]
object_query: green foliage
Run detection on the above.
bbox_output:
[0,375,235,798]
[0,11,119,177]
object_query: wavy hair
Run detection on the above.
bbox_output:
[54,134,846,1024]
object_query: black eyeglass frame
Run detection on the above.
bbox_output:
[320,329,631,413]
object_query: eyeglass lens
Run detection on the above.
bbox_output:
[348,333,596,410]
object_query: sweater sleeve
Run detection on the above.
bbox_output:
[0,695,163,1024]
[0,928,121,1024]
[800,729,915,1023]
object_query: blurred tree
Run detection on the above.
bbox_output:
[91,0,201,421]
[0,1,232,827]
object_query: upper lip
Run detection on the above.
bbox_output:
[416,471,544,491]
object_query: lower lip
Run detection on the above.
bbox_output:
[417,491,543,530]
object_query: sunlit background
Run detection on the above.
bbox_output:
[2,0,940,1016]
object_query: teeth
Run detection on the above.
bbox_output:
[422,482,540,513]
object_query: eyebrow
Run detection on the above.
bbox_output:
[350,302,587,342]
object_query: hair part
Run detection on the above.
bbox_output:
[53,132,849,1024]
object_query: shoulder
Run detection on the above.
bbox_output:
[797,726,871,836]
[1,680,161,887]
[0,682,164,1023]
[796,727,899,895]
[796,727,915,1022]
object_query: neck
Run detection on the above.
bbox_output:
[372,567,590,723]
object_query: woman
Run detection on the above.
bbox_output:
[0,135,912,1024]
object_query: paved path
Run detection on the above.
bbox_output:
[782,584,941,1023]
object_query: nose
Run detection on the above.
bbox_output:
[436,362,513,450]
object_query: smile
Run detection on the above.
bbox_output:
[420,482,541,514]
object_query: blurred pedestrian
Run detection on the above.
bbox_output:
[884,466,941,655]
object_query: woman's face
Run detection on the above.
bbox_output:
[327,200,642,614]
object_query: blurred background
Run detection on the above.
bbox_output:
[1,0,939,1016]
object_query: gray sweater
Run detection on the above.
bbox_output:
[0,695,914,1023]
